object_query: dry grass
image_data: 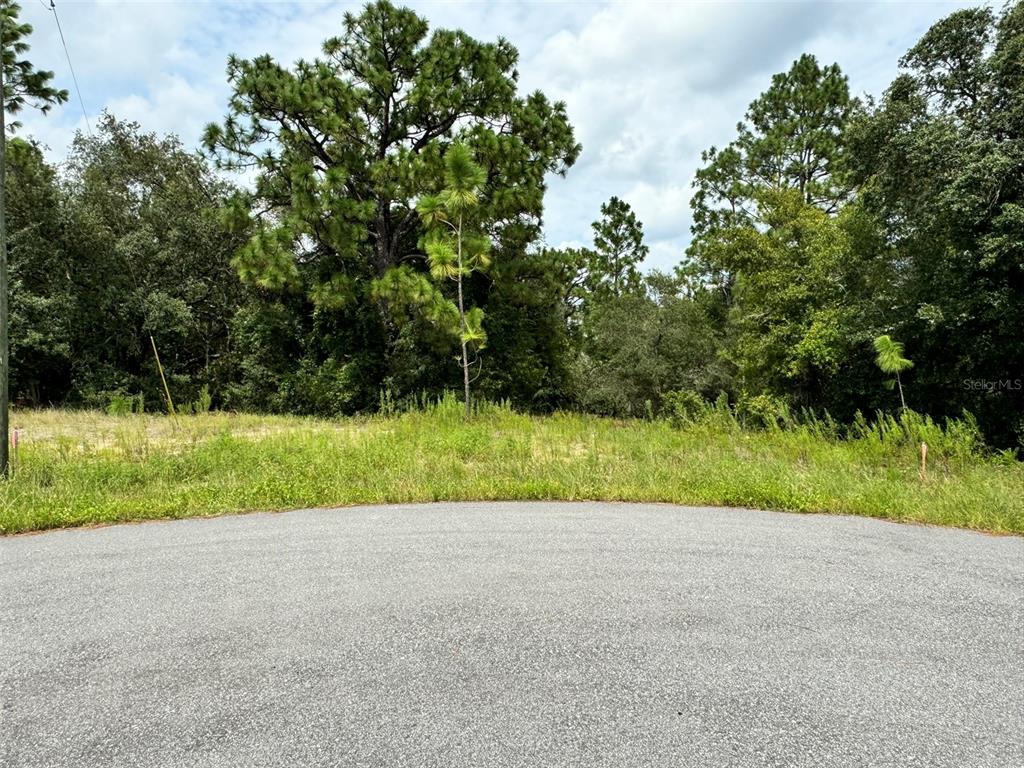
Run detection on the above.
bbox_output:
[10,409,358,449]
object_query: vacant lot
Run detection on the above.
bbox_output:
[1,401,1021,535]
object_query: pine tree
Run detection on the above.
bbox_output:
[588,196,647,299]
[417,143,491,417]
[204,0,579,409]
[873,335,913,411]
[691,53,855,248]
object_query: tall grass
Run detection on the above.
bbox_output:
[1,396,1020,535]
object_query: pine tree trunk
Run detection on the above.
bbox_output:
[457,215,470,418]
[897,371,906,412]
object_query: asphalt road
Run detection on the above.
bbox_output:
[1,503,1022,768]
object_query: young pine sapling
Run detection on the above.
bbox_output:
[873,334,913,411]
[417,144,492,417]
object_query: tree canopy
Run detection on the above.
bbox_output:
[201,0,579,410]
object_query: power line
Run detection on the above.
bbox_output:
[46,1,92,136]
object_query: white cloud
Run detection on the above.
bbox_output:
[622,181,692,242]
[104,74,222,146]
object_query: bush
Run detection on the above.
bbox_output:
[736,392,791,430]
[848,409,984,463]
[661,389,708,427]
[193,385,213,414]
[105,392,145,416]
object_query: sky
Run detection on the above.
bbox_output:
[18,0,978,271]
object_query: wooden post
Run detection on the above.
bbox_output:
[150,335,176,417]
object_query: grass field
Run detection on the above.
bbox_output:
[1,398,1021,535]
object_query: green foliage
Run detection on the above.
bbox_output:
[873,334,914,411]
[0,2,68,132]
[587,196,648,299]
[203,0,579,411]
[3,0,1023,458]
[872,335,913,375]
[723,193,886,407]
[554,197,649,327]
[662,390,795,432]
[62,114,248,410]
[415,142,493,414]
[679,6,1024,448]
[661,389,707,427]
[105,393,145,416]
[463,306,486,349]
[288,358,365,417]
[5,138,74,403]
[691,53,855,249]
[193,385,213,414]
[849,409,983,465]
[736,392,793,431]
[4,113,251,411]
[575,270,729,418]
[233,225,301,291]
[687,54,877,425]
[844,1,1024,445]
[1,0,70,475]
[475,246,577,410]
[440,143,488,207]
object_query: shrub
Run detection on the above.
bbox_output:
[193,385,213,414]
[736,392,791,430]
[106,392,145,416]
[848,409,984,462]
[661,389,708,427]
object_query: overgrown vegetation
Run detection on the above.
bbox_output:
[1,401,1020,535]
[3,0,1021,454]
[0,0,1021,532]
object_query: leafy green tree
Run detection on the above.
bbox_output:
[549,245,593,326]
[578,271,728,417]
[204,0,579,408]
[848,1,1024,446]
[705,190,886,409]
[552,195,726,416]
[690,53,855,258]
[900,6,994,117]
[1,0,68,475]
[554,197,648,330]
[873,334,913,411]
[416,143,491,416]
[478,245,578,410]
[686,52,887,422]
[63,114,247,407]
[5,137,73,404]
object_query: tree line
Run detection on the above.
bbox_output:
[6,0,1023,447]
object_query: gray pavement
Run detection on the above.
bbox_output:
[1,502,1022,767]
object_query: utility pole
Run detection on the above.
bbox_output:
[1,26,9,479]
[0,4,69,479]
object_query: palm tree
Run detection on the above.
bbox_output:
[873,335,914,411]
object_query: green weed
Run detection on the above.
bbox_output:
[1,399,1020,535]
